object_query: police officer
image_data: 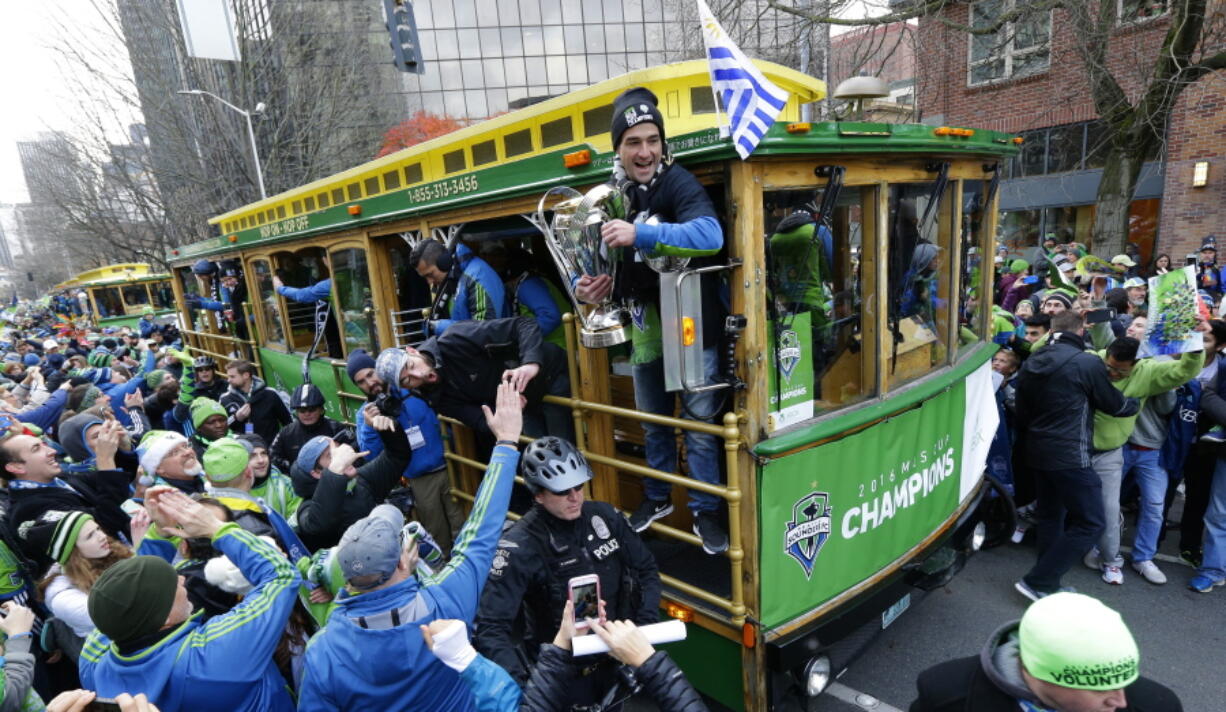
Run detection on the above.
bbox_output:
[474,437,660,699]
[268,383,354,474]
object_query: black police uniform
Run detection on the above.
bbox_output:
[474,500,661,689]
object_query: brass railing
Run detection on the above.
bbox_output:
[178,328,262,378]
[438,315,747,625]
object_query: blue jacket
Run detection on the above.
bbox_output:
[512,275,567,348]
[79,525,301,712]
[277,279,333,304]
[296,445,518,712]
[138,317,160,339]
[101,348,156,428]
[460,655,521,712]
[355,389,445,479]
[17,389,67,433]
[432,245,507,336]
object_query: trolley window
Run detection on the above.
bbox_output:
[252,259,286,346]
[93,287,126,318]
[959,179,992,354]
[764,184,877,423]
[330,247,378,355]
[885,181,955,388]
[121,284,150,309]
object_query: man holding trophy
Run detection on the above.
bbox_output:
[573,87,729,555]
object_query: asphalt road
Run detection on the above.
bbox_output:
[810,520,1224,712]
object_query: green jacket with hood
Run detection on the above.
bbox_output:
[1091,349,1204,451]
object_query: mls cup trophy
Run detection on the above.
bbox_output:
[534,184,630,348]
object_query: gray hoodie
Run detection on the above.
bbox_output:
[979,620,1049,708]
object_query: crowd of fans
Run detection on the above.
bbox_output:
[988,234,1226,598]
[0,299,703,712]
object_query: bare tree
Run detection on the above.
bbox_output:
[26,0,410,276]
[766,0,1226,256]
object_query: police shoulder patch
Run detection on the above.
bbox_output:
[590,515,610,540]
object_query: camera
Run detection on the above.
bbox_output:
[373,391,402,417]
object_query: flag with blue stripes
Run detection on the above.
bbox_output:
[696,0,790,159]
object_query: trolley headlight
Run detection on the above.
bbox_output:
[803,655,832,697]
[970,521,987,551]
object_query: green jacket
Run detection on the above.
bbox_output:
[1091,350,1204,451]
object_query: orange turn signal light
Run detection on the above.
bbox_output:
[348,204,362,216]
[682,317,696,346]
[935,126,975,137]
[227,234,238,243]
[665,602,695,623]
[563,149,591,168]
[1012,136,1024,144]
[742,622,757,649]
[786,122,811,134]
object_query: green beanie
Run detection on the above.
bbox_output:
[50,512,94,566]
[79,386,103,411]
[1010,258,1030,274]
[204,437,250,484]
[191,398,227,429]
[87,556,179,643]
[145,369,169,390]
[1019,593,1139,691]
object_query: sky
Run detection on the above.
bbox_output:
[0,0,890,207]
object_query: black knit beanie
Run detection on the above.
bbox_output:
[610,87,666,149]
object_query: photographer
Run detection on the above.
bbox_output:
[359,348,461,554]
[290,402,410,550]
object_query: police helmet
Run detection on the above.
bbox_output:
[290,384,325,410]
[520,437,592,494]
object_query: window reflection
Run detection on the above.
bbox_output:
[331,248,377,355]
[959,180,991,354]
[252,259,285,345]
[886,182,953,388]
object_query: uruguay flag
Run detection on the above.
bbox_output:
[696,0,791,159]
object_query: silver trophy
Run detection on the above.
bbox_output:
[534,184,630,348]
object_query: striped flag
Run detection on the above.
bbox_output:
[696,0,791,159]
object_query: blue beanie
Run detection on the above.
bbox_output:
[22,353,39,367]
[296,435,333,473]
[346,349,376,382]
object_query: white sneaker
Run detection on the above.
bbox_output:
[1132,560,1167,585]
[1083,549,1101,570]
[1101,565,1124,585]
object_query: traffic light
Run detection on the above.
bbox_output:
[383,0,424,74]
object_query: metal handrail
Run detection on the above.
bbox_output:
[178,327,261,378]
[435,315,747,625]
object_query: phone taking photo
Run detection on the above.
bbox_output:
[84,700,122,712]
[568,574,602,632]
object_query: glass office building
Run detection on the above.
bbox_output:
[403,0,690,119]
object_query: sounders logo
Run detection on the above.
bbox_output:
[784,491,832,579]
[777,329,801,382]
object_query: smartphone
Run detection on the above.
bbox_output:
[1085,307,1117,324]
[84,700,122,712]
[568,574,602,632]
[1021,275,1039,285]
[1188,254,1199,266]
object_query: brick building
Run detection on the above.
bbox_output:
[913,1,1225,268]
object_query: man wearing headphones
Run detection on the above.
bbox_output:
[409,239,508,336]
[474,436,660,702]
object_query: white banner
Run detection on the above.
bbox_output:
[960,359,999,502]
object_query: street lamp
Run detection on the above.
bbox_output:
[177,89,267,200]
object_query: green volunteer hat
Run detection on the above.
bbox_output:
[191,398,227,429]
[203,437,250,483]
[87,555,179,644]
[1019,592,1139,691]
[145,369,169,390]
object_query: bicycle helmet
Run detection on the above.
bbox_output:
[519,437,592,494]
[290,384,325,409]
[193,355,216,370]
